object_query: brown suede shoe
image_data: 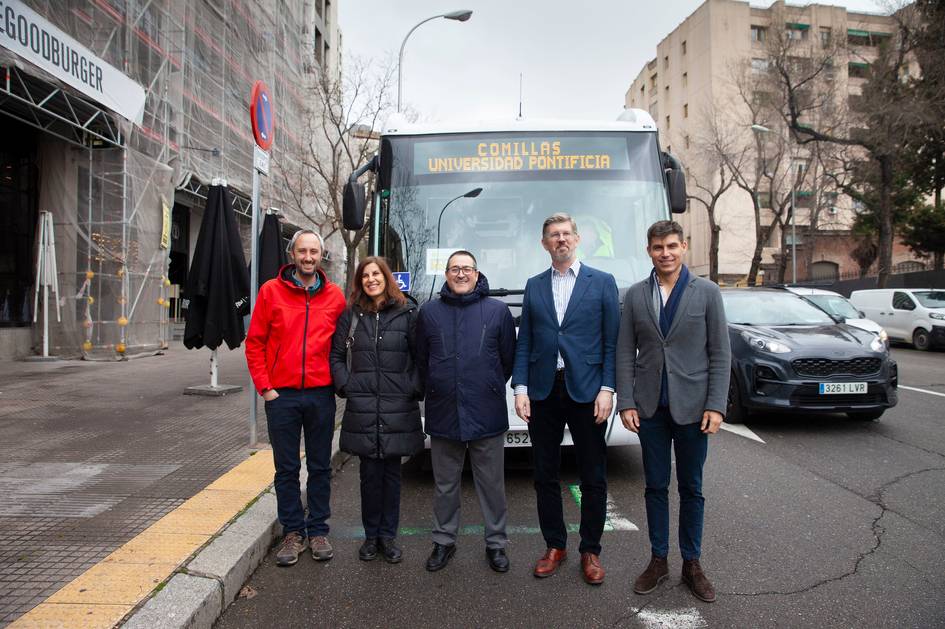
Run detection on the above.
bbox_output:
[533,548,567,578]
[682,559,716,602]
[580,552,605,585]
[634,555,669,594]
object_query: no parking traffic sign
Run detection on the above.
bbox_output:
[250,80,274,151]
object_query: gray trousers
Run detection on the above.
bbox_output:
[430,434,508,549]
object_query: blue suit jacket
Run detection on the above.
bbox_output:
[512,264,620,404]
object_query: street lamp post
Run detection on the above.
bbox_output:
[751,123,797,284]
[397,10,473,112]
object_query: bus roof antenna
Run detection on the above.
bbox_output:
[517,73,524,121]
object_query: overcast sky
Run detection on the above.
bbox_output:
[338,0,886,122]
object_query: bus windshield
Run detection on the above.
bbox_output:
[377,131,669,304]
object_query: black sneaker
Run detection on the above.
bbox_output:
[425,542,456,572]
[359,538,378,561]
[378,537,403,564]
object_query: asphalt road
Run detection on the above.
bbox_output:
[216,347,945,629]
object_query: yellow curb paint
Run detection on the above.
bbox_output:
[46,562,177,605]
[9,450,275,629]
[102,532,210,565]
[6,604,129,629]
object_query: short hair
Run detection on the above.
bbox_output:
[445,250,477,269]
[286,229,325,254]
[647,220,685,245]
[348,256,406,312]
[542,212,578,238]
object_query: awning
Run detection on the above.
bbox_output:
[848,29,870,37]
[0,64,123,148]
[849,61,870,69]
[787,23,810,30]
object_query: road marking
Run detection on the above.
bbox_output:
[720,423,766,443]
[899,385,945,398]
[568,485,639,531]
[634,607,706,629]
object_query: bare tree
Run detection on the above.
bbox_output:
[770,3,928,287]
[687,133,737,283]
[272,56,396,286]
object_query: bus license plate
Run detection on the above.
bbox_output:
[505,431,530,445]
[819,382,867,394]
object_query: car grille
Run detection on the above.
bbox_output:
[792,357,882,378]
[789,383,887,406]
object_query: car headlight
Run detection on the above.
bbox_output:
[870,335,887,352]
[878,328,888,344]
[930,312,945,321]
[741,331,791,354]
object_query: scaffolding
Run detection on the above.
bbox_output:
[4,0,323,358]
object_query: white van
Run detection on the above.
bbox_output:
[849,289,945,350]
[787,287,888,345]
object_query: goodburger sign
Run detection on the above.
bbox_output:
[0,0,146,124]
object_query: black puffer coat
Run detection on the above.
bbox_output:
[329,301,424,458]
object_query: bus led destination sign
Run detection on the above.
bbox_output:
[415,136,630,174]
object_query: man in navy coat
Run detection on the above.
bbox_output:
[513,212,620,585]
[416,250,516,574]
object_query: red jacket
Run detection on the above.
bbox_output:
[246,265,346,394]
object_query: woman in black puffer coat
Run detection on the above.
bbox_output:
[329,256,423,564]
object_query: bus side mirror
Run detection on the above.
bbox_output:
[343,182,366,230]
[342,155,378,230]
[667,168,687,213]
[662,151,687,214]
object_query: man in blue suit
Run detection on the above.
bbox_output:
[512,212,620,585]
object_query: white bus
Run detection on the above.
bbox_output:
[343,109,687,448]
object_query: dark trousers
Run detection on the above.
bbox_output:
[639,406,708,561]
[528,373,608,555]
[265,387,336,537]
[359,455,402,539]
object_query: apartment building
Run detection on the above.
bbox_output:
[0,0,340,359]
[625,0,916,284]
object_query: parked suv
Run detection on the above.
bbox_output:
[849,289,945,351]
[723,288,897,423]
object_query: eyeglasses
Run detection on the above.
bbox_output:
[545,231,575,241]
[446,265,477,276]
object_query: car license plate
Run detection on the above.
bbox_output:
[505,431,530,445]
[819,382,867,394]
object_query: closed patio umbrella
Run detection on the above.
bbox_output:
[183,184,250,351]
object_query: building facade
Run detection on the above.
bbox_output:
[0,0,341,359]
[625,0,920,285]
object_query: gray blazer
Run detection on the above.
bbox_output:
[615,273,731,424]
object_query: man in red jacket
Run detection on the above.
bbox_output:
[246,230,346,566]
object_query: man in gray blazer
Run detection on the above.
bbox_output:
[616,220,730,603]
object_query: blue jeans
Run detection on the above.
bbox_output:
[638,406,708,561]
[265,387,336,537]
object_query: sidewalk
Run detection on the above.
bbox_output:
[0,347,268,626]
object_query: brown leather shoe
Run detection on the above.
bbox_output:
[682,559,716,602]
[634,555,669,594]
[533,548,567,578]
[580,552,605,585]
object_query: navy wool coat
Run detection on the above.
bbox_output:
[329,302,425,458]
[415,274,516,442]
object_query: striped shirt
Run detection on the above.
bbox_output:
[552,261,581,369]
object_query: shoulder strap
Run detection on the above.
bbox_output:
[345,309,359,371]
